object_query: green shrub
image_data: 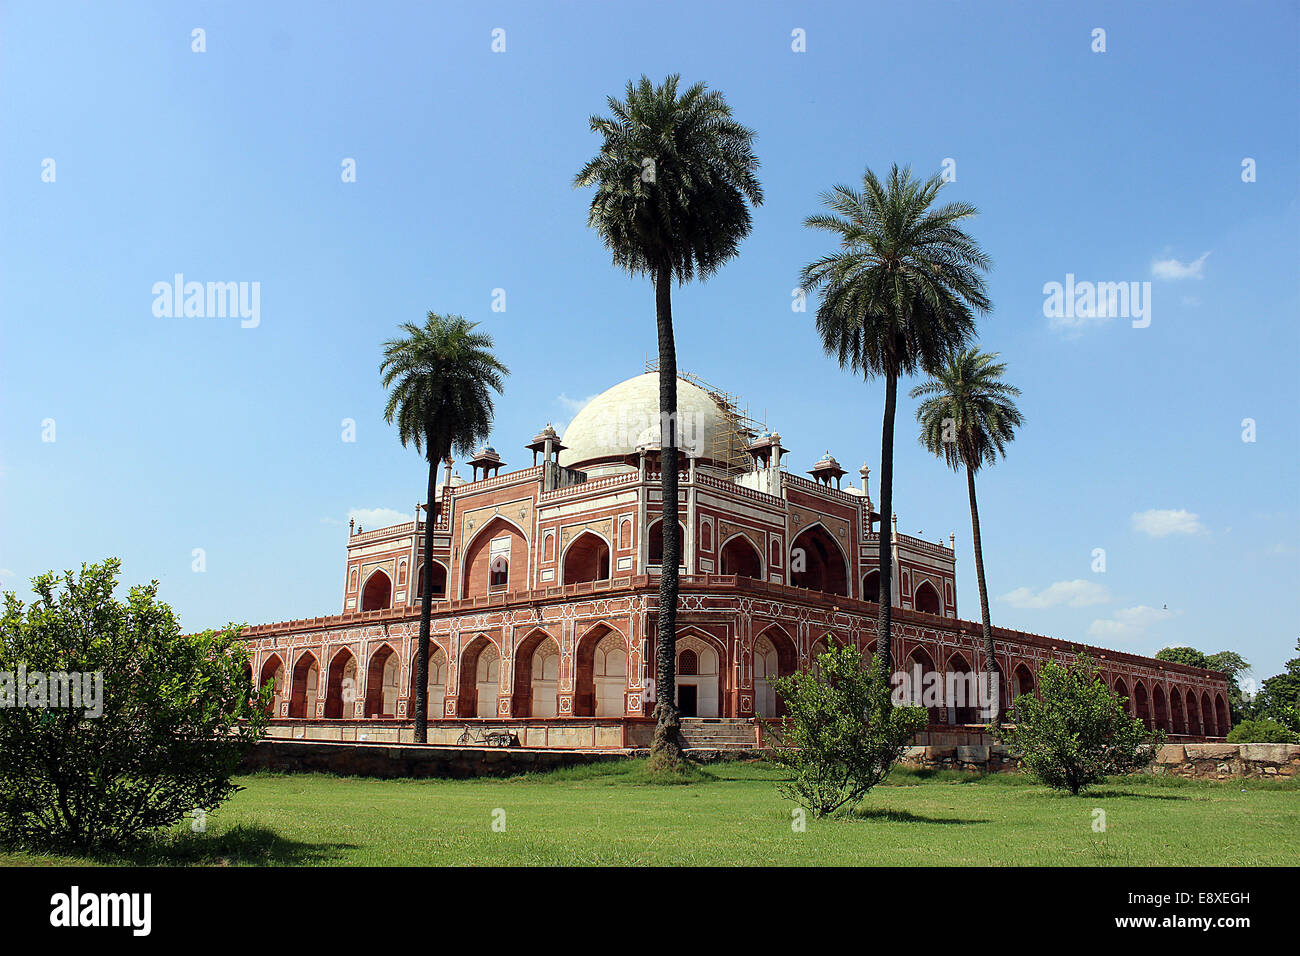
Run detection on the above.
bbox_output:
[994,652,1163,795]
[0,559,269,852]
[1226,719,1299,744]
[764,639,928,816]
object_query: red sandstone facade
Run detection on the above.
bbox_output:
[239,373,1233,746]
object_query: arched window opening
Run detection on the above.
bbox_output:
[648,521,685,566]
[789,526,848,596]
[914,581,941,615]
[360,570,391,611]
[563,532,610,585]
[720,535,763,579]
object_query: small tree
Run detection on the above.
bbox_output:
[765,639,928,817]
[1225,719,1298,744]
[0,560,269,852]
[994,653,1162,795]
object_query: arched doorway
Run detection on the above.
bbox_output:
[1185,690,1202,736]
[676,633,721,717]
[511,630,560,718]
[648,521,686,566]
[289,652,319,718]
[1170,687,1186,735]
[364,644,398,717]
[474,643,500,718]
[1113,677,1130,715]
[914,581,941,615]
[1214,695,1229,737]
[573,624,628,717]
[945,652,979,724]
[1014,663,1035,698]
[1153,685,1169,731]
[408,644,448,719]
[904,646,941,725]
[260,655,285,716]
[562,532,610,585]
[324,649,357,719]
[720,535,763,579]
[1133,682,1151,729]
[1201,691,1215,736]
[862,569,881,603]
[360,570,392,611]
[789,525,848,596]
[415,562,448,603]
[753,626,798,718]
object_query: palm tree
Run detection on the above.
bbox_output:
[799,165,991,680]
[911,348,1023,722]
[381,313,507,743]
[575,75,762,765]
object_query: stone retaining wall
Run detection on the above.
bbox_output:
[896,742,1299,779]
[240,739,628,779]
[1151,743,1299,780]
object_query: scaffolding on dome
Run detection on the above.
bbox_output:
[644,358,764,477]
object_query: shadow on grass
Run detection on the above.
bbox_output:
[848,807,989,825]
[109,825,356,867]
[1078,789,1189,802]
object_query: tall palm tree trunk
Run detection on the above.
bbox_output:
[966,465,998,724]
[651,265,683,762]
[413,454,438,743]
[874,371,897,676]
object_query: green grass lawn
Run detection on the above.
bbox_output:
[4,761,1297,866]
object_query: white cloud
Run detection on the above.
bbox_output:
[1088,605,1174,640]
[1151,251,1210,280]
[1132,508,1205,537]
[0,568,15,580]
[556,392,598,415]
[1000,579,1110,609]
[347,507,413,530]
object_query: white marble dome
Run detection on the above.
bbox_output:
[559,373,730,469]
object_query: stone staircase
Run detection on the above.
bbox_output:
[678,717,759,750]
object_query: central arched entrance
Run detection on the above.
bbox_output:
[360,570,391,611]
[914,581,941,615]
[562,532,610,584]
[676,632,721,717]
[720,535,763,579]
[790,525,848,596]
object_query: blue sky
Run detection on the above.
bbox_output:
[2,1,1296,681]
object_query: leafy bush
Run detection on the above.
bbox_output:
[0,559,268,852]
[1225,719,1299,744]
[764,639,927,816]
[994,652,1163,795]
